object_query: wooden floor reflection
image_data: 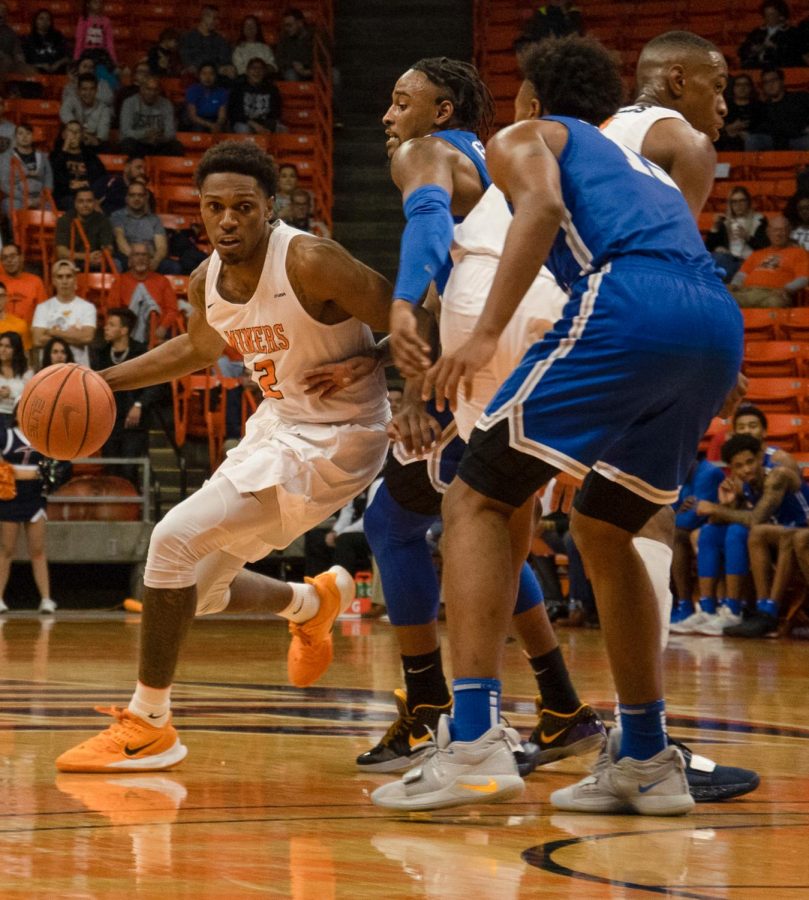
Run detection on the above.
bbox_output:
[1,612,808,898]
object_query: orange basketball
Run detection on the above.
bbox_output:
[18,364,116,460]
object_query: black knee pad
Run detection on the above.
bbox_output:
[573,470,662,533]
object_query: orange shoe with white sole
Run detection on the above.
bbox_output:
[287,565,355,687]
[55,706,188,773]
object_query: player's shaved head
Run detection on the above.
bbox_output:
[637,31,723,92]
[634,30,728,138]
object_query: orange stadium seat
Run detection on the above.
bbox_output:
[13,208,57,275]
[750,151,806,180]
[762,413,809,452]
[155,184,200,217]
[166,275,189,302]
[174,132,216,153]
[778,308,809,341]
[77,272,116,312]
[716,152,753,180]
[743,377,806,414]
[98,153,127,173]
[743,341,807,377]
[148,156,197,188]
[741,308,783,341]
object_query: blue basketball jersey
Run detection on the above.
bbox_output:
[743,452,809,526]
[541,115,719,292]
[429,130,491,217]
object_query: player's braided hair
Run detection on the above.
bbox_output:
[195,140,278,197]
[410,57,495,136]
[520,35,624,126]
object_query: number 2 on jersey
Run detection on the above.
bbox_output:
[254,359,284,399]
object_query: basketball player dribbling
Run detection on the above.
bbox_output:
[56,142,392,773]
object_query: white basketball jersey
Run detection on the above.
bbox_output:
[451,183,514,261]
[601,103,687,156]
[205,222,388,426]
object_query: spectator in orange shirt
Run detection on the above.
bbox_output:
[730,215,809,307]
[0,243,46,325]
[105,243,179,344]
[0,281,31,351]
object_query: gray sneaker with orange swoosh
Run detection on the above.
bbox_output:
[370,716,525,811]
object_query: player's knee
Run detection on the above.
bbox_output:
[726,523,750,549]
[441,478,508,531]
[747,523,769,548]
[793,529,809,554]
[144,513,200,587]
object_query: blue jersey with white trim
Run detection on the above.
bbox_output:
[541,115,718,292]
[429,130,491,220]
[743,452,809,526]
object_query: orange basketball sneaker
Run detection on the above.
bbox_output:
[55,706,188,773]
[287,565,355,687]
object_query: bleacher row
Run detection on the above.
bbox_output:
[2,0,331,60]
[1,0,335,272]
[475,0,809,127]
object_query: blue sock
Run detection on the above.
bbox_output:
[673,598,692,619]
[757,598,778,617]
[724,597,742,615]
[618,699,667,760]
[451,678,500,742]
[698,596,716,614]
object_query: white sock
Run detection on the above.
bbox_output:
[276,582,320,623]
[632,536,674,650]
[128,681,172,727]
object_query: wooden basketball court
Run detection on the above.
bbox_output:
[1,611,807,897]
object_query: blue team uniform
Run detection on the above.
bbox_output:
[366,128,541,627]
[743,452,809,526]
[470,115,744,505]
[676,458,726,531]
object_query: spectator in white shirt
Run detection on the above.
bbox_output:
[32,260,97,367]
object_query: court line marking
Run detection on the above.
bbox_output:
[523,821,809,898]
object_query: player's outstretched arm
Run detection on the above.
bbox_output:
[100,261,226,392]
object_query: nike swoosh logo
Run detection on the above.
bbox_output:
[541,727,568,744]
[404,665,433,674]
[408,732,432,750]
[207,303,215,308]
[638,778,667,794]
[61,405,78,435]
[147,713,162,720]
[124,739,160,757]
[458,779,499,794]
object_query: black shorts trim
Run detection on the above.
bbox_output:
[458,420,559,508]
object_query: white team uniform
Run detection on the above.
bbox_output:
[144,223,390,611]
[601,103,686,155]
[440,184,567,441]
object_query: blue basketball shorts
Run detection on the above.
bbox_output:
[460,258,744,509]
